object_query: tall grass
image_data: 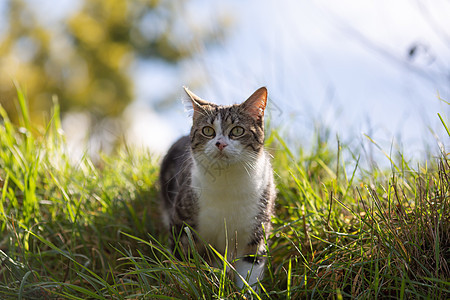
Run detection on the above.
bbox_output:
[0,88,449,299]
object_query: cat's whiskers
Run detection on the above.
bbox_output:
[170,152,193,181]
[239,160,252,177]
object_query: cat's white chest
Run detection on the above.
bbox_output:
[192,162,264,256]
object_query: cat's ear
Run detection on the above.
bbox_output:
[182,86,210,119]
[241,87,267,123]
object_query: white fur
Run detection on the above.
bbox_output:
[192,157,266,255]
[191,116,270,287]
[235,259,265,288]
[181,92,194,117]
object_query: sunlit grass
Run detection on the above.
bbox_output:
[0,88,449,299]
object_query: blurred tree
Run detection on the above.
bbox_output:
[0,0,225,124]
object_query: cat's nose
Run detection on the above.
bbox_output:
[215,140,228,151]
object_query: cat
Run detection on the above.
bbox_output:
[159,86,276,289]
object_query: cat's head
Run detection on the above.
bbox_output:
[184,87,268,167]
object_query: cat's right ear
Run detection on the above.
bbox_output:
[182,86,210,119]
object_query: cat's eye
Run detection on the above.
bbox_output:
[202,126,215,137]
[230,126,245,137]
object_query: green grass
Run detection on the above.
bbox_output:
[0,88,449,299]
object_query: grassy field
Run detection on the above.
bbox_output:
[0,89,449,299]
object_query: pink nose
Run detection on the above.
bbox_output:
[215,140,228,151]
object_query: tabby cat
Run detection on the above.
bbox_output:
[159,86,276,288]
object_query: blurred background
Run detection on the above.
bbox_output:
[0,0,449,163]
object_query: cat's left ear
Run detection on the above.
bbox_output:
[182,86,210,119]
[241,87,267,123]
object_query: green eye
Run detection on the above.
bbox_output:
[230,126,245,137]
[202,126,215,137]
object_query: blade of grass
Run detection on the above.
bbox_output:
[437,113,449,137]
[286,258,292,300]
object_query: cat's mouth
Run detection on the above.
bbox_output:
[196,151,231,166]
[198,148,241,166]
[210,149,238,164]
[213,151,229,160]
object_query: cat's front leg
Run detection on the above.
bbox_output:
[234,255,265,289]
[234,241,267,290]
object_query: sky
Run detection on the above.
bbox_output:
[2,0,449,165]
[129,0,450,165]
